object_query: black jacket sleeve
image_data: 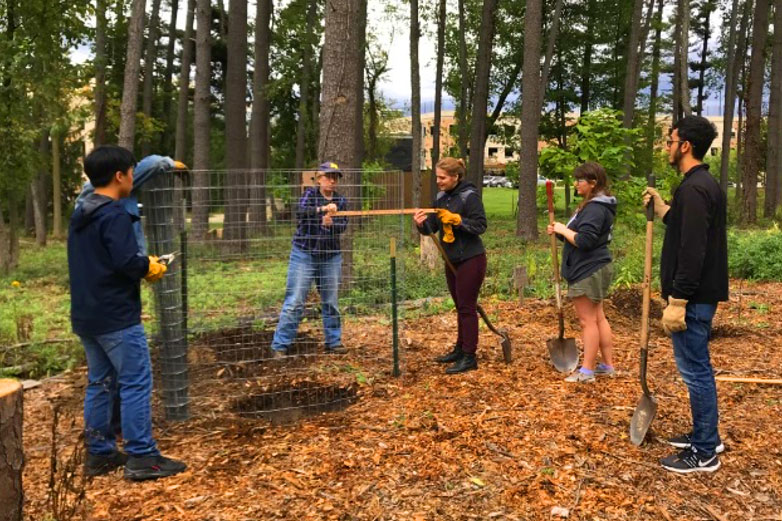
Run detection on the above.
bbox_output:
[573,204,607,251]
[103,212,150,280]
[672,184,712,299]
[457,191,487,235]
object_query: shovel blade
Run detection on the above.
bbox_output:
[498,330,512,364]
[629,393,658,446]
[546,337,579,373]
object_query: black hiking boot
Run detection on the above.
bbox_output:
[445,353,477,374]
[85,450,128,477]
[325,343,348,354]
[124,454,187,481]
[434,345,463,364]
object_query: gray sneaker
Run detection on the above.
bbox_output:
[565,370,596,383]
[594,364,616,377]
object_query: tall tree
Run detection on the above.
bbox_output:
[646,0,664,165]
[580,0,595,114]
[94,0,109,147]
[294,0,317,169]
[765,1,782,216]
[119,0,148,151]
[457,0,470,158]
[517,0,543,239]
[622,0,648,129]
[741,0,769,223]
[223,0,248,245]
[719,0,741,192]
[467,0,498,190]
[249,0,272,233]
[174,0,195,161]
[678,0,693,118]
[411,0,422,214]
[191,0,211,238]
[30,132,48,246]
[692,0,716,116]
[141,0,162,156]
[365,45,389,162]
[319,0,366,283]
[162,0,180,153]
[431,0,447,197]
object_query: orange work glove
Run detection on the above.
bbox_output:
[144,256,168,283]
[442,223,455,243]
[437,208,462,226]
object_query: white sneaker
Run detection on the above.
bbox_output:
[565,370,595,383]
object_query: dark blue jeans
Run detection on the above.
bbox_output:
[671,302,720,456]
[272,245,342,350]
[80,324,159,457]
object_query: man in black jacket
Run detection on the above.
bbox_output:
[643,116,728,473]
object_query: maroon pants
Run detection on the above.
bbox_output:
[445,253,487,354]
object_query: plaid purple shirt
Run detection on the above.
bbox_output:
[292,187,348,256]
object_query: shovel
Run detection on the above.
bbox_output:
[428,234,512,364]
[630,175,658,446]
[545,181,579,373]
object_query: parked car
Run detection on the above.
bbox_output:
[537,175,549,186]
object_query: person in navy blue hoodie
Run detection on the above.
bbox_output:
[547,162,617,383]
[68,145,186,481]
[271,162,348,356]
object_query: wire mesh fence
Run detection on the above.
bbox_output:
[141,169,407,423]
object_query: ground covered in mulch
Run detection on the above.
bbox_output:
[21,281,782,521]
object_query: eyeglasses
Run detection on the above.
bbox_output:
[666,139,686,147]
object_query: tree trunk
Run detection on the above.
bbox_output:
[672,9,682,123]
[678,0,692,117]
[695,2,713,116]
[94,0,109,147]
[174,0,195,162]
[622,0,646,129]
[457,0,469,159]
[467,0,498,191]
[540,0,563,97]
[249,0,272,234]
[0,200,20,275]
[223,0,248,246]
[31,133,49,247]
[295,0,317,170]
[646,0,664,165]
[119,0,148,151]
[141,0,162,157]
[191,0,211,238]
[162,0,180,153]
[764,0,782,217]
[319,0,366,286]
[517,0,543,239]
[580,0,595,114]
[741,0,769,224]
[719,0,741,193]
[52,132,62,239]
[734,0,752,202]
[431,0,446,197]
[0,379,23,521]
[411,0,422,219]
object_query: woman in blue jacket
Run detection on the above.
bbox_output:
[547,162,617,383]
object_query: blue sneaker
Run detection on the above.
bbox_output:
[594,363,616,377]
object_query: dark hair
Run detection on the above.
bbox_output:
[573,161,611,209]
[84,145,137,187]
[671,115,718,160]
[436,157,467,180]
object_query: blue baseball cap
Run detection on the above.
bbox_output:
[317,161,343,178]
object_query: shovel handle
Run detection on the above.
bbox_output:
[640,175,655,395]
[546,181,564,317]
[546,180,555,215]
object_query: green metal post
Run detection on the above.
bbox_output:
[391,237,400,377]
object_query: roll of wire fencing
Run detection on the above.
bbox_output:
[141,168,407,424]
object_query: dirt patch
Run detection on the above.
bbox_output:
[710,322,756,339]
[233,381,358,424]
[610,287,663,319]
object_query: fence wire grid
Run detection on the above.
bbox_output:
[140,169,408,423]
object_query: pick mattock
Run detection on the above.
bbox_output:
[630,175,658,445]
[545,181,579,373]
[428,234,512,364]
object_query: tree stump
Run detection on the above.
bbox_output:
[420,235,440,270]
[0,379,24,521]
[512,266,528,303]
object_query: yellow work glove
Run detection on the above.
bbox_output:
[662,296,688,335]
[642,187,670,220]
[437,208,462,226]
[442,223,455,243]
[144,256,168,283]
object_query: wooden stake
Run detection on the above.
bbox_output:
[332,208,437,217]
[715,376,782,385]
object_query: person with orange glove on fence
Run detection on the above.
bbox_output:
[413,157,487,374]
[642,115,728,474]
[68,145,186,481]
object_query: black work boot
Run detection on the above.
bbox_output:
[85,450,128,477]
[124,454,187,481]
[445,353,477,374]
[434,344,463,364]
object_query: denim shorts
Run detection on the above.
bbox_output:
[567,263,613,302]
